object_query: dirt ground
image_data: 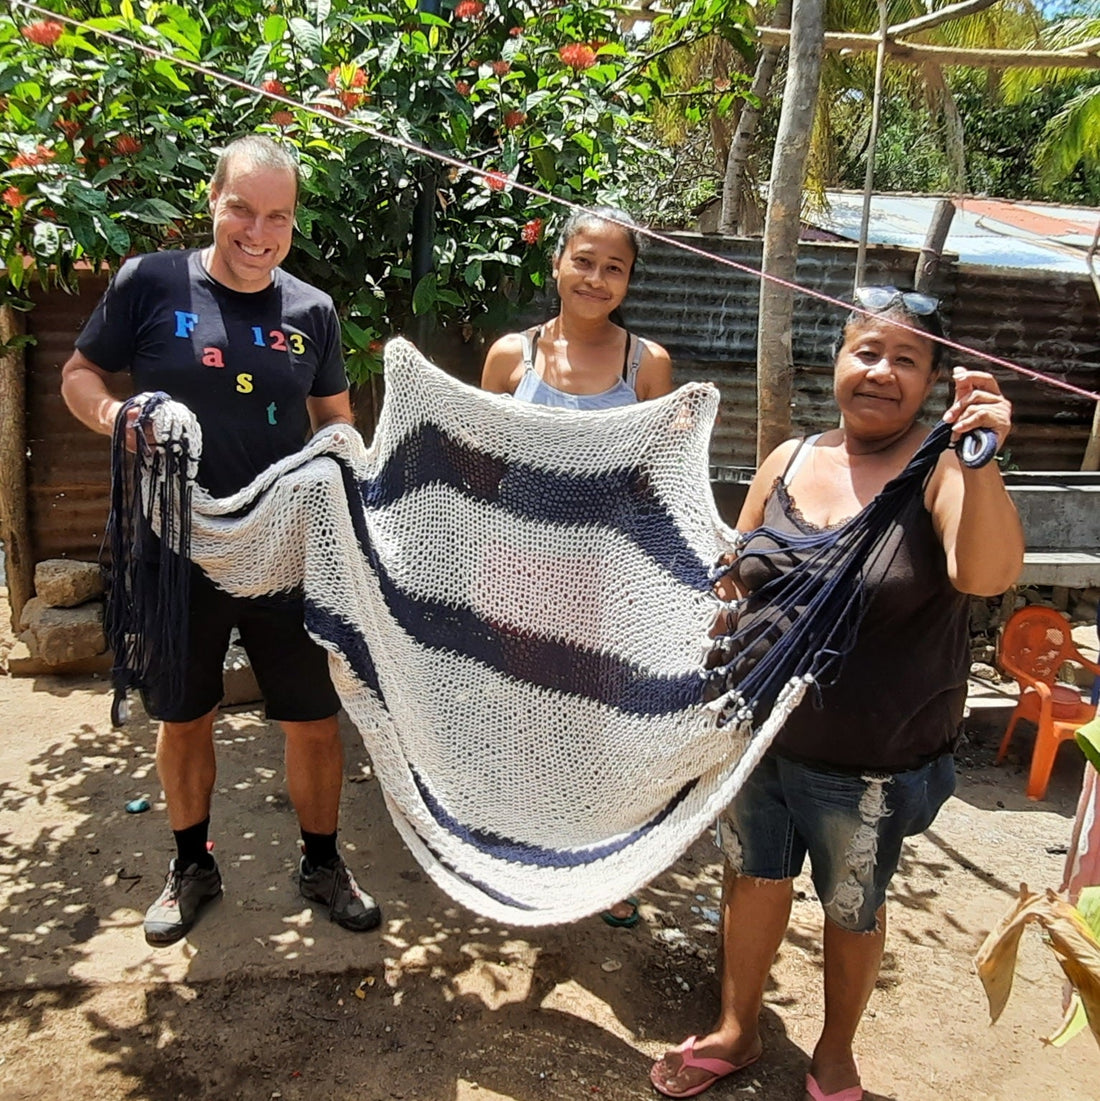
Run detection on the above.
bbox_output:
[2,591,1099,1101]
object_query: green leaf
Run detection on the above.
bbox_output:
[31,222,61,260]
[411,272,437,315]
[151,59,190,92]
[245,43,273,86]
[1076,886,1100,940]
[129,197,186,224]
[263,14,288,43]
[93,212,130,255]
[532,147,558,187]
[288,18,323,53]
[91,163,128,187]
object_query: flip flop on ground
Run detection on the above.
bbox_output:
[649,1035,760,1098]
[805,1072,864,1101]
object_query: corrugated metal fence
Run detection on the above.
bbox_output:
[10,236,1100,585]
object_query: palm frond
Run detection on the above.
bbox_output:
[1035,83,1100,185]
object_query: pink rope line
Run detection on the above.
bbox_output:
[16,1,1100,405]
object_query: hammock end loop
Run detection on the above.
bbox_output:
[958,427,998,469]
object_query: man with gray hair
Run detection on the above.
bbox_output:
[60,134,381,945]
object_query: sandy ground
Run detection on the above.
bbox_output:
[2,593,1099,1101]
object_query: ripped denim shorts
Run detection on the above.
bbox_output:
[715,752,955,933]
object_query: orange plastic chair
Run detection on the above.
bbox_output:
[996,605,1100,800]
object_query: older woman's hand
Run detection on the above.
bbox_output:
[943,367,1013,452]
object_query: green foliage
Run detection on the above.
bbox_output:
[0,0,754,380]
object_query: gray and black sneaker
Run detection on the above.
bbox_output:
[298,856,381,932]
[143,858,223,946]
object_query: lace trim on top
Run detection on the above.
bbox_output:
[772,477,853,534]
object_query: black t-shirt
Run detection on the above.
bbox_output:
[77,249,348,497]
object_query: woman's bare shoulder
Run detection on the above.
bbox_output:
[481,331,530,393]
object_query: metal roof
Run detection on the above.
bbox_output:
[812,191,1100,275]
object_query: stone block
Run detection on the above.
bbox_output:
[34,559,104,609]
[19,598,107,665]
[6,640,113,678]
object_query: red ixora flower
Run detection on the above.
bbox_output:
[454,80,471,97]
[327,65,368,90]
[454,1,485,20]
[55,118,82,141]
[39,207,58,219]
[503,109,526,130]
[270,110,295,128]
[113,134,143,156]
[21,21,64,47]
[521,217,543,245]
[558,43,597,71]
[261,79,287,97]
[9,145,56,169]
[484,170,508,192]
[509,26,523,36]
[2,187,25,208]
[65,88,89,105]
[490,60,510,77]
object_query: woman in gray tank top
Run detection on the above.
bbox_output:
[481,208,673,927]
[481,206,673,409]
[651,290,1023,1100]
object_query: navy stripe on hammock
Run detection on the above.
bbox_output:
[309,459,709,718]
[360,421,711,590]
[410,765,699,870]
[305,599,386,704]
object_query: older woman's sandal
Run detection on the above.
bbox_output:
[805,1072,864,1101]
[649,1036,760,1098]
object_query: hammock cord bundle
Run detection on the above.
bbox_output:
[105,393,200,727]
[105,339,973,924]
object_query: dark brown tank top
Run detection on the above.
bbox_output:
[732,471,970,773]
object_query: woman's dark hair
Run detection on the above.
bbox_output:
[554,206,643,274]
[837,301,947,374]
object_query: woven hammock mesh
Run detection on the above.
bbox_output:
[129,338,814,925]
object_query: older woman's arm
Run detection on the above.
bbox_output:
[926,368,1024,596]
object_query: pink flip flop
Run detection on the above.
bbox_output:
[649,1036,760,1099]
[805,1072,864,1101]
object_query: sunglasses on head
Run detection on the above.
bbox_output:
[853,285,939,316]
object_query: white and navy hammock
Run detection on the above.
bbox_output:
[105,338,990,926]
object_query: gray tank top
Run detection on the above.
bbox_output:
[512,327,643,409]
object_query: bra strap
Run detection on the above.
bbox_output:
[623,333,645,392]
[781,433,822,487]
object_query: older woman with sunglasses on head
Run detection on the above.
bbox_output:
[650,287,1023,1100]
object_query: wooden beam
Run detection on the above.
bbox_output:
[757,27,1100,69]
[0,305,31,629]
[888,0,1001,38]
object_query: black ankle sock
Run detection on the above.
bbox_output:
[301,829,339,871]
[174,818,214,870]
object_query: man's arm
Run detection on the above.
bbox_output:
[60,350,126,436]
[307,390,354,432]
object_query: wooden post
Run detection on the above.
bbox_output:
[756,0,826,462]
[1084,221,1100,472]
[913,199,956,293]
[0,304,32,629]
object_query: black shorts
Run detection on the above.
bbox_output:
[142,566,340,724]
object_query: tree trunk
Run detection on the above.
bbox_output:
[925,61,968,191]
[0,305,31,629]
[756,0,826,462]
[719,0,793,236]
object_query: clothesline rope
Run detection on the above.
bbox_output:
[13,0,1100,405]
